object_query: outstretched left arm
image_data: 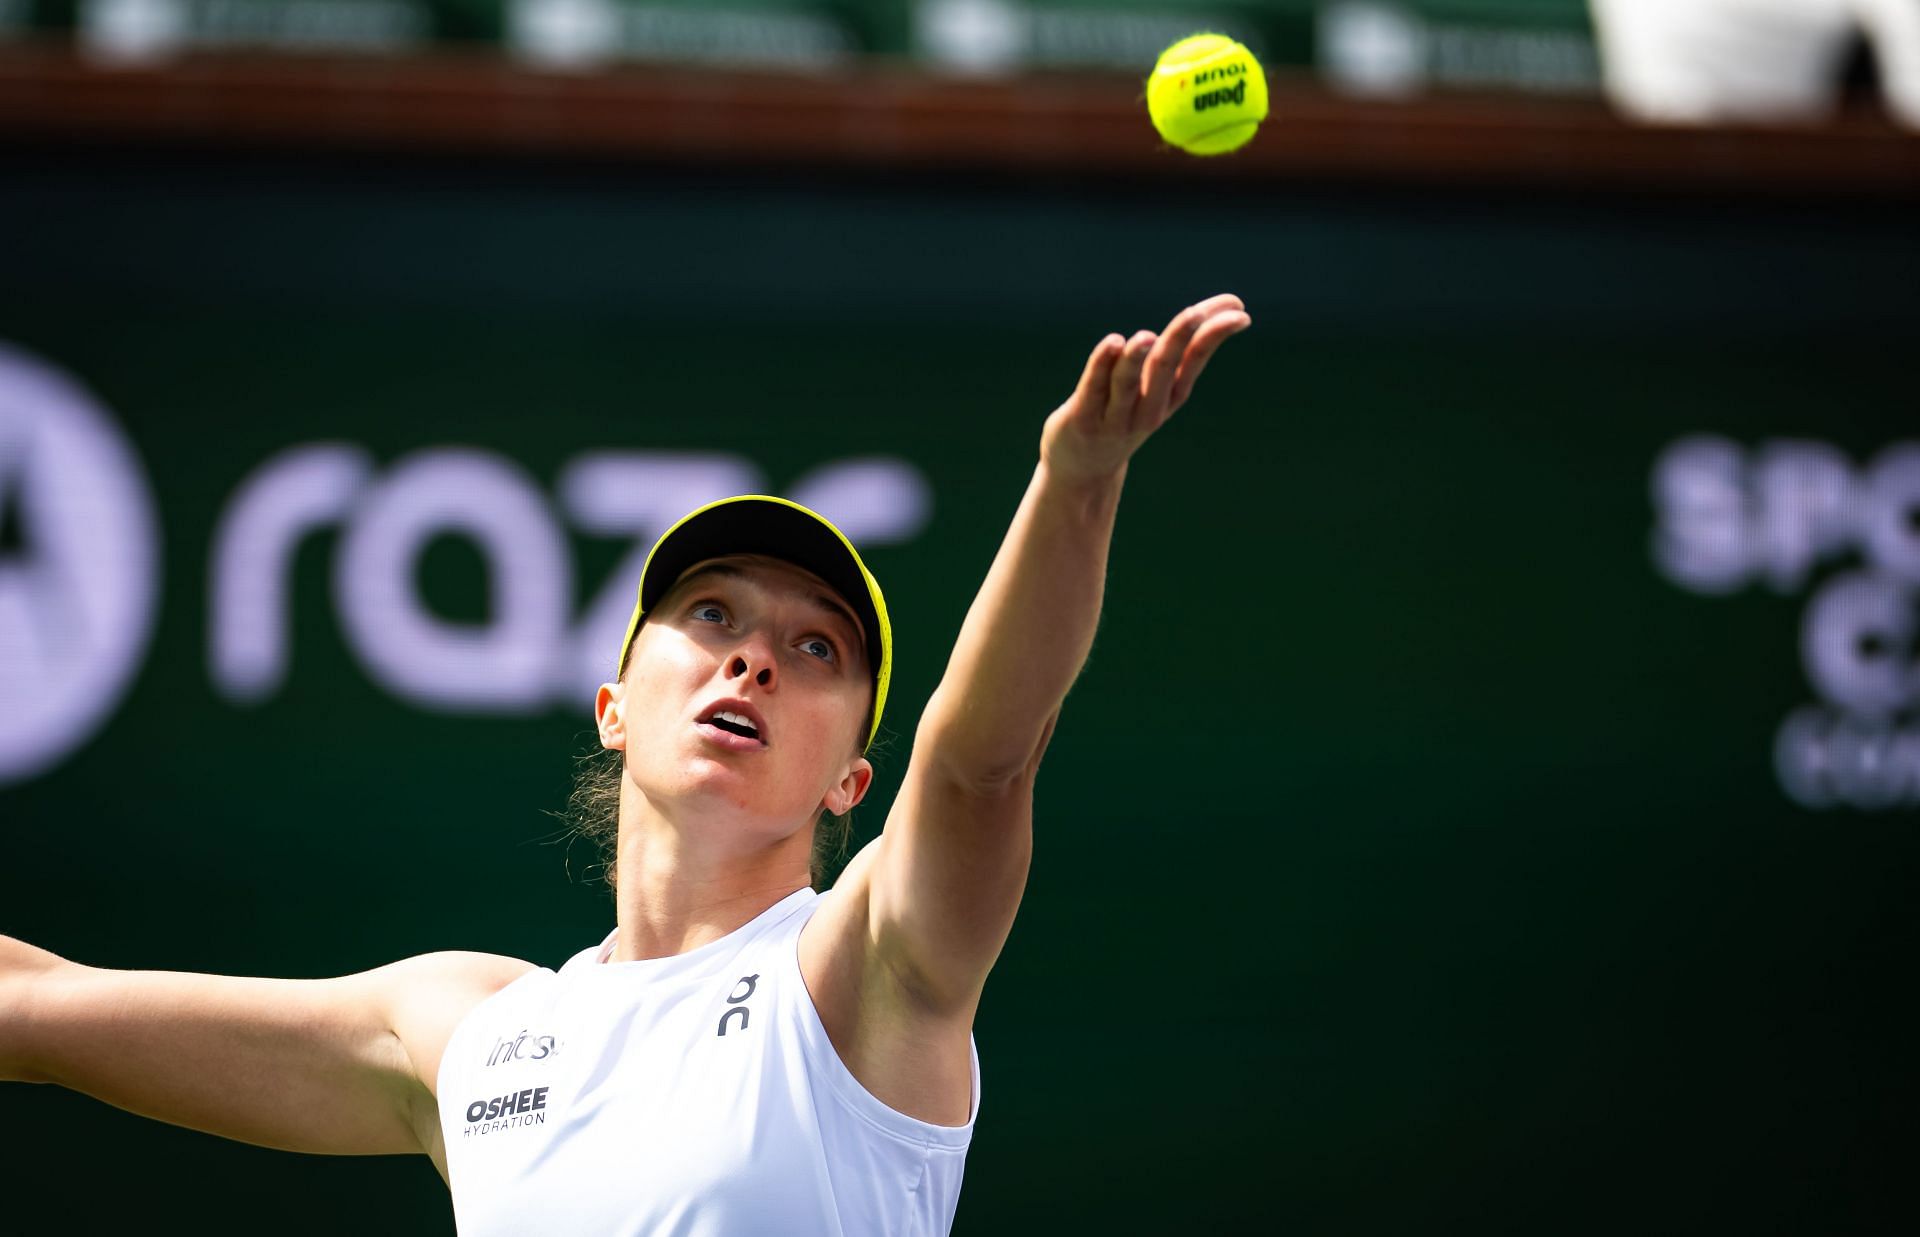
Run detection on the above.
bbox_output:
[863,293,1251,1013]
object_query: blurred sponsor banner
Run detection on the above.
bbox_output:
[0,344,929,785]
[0,348,159,783]
[14,0,1603,100]
[38,0,873,65]
[206,444,926,713]
[911,0,1282,73]
[911,0,1597,92]
[1317,0,1598,97]
[75,0,441,60]
[1653,436,1920,810]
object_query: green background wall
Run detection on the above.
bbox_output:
[2,144,1916,1232]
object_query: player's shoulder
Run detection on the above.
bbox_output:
[350,951,540,1040]
[379,950,541,1002]
[368,952,542,1099]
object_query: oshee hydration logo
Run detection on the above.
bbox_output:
[463,1087,551,1137]
[1652,435,1920,809]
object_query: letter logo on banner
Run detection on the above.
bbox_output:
[211,446,933,714]
[0,346,162,786]
[336,448,572,711]
[0,342,935,784]
[1651,435,1920,810]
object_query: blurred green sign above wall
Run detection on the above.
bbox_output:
[6,0,1602,97]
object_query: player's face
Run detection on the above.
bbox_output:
[612,554,873,840]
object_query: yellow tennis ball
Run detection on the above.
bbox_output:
[1146,33,1269,156]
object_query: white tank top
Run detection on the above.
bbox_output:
[436,886,980,1236]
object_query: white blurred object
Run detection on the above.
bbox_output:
[512,0,622,69]
[915,0,1029,74]
[80,0,188,63]
[80,0,428,62]
[1591,0,1920,128]
[1321,1,1428,98]
[509,0,852,71]
[914,0,1252,75]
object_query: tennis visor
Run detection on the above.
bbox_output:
[613,495,891,752]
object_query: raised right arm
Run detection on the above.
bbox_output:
[0,933,532,1165]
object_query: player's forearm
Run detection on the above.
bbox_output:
[12,959,430,1155]
[918,458,1125,787]
[0,934,73,1083]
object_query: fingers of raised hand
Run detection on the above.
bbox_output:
[1140,296,1249,425]
[1141,298,1232,424]
[1075,333,1125,404]
[1106,330,1157,426]
[1181,293,1248,325]
[1168,308,1251,413]
[1073,295,1247,438]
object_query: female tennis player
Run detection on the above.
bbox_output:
[0,293,1250,1235]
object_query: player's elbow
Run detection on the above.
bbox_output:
[0,974,55,1085]
[918,706,1059,800]
[917,748,1036,808]
[0,938,77,1084]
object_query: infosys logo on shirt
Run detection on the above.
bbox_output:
[485,1029,558,1066]
[463,1087,550,1137]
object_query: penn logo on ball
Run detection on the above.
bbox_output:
[1146,33,1270,156]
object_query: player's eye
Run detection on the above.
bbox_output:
[691,602,728,624]
[801,637,836,663]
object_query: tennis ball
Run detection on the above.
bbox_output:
[1146,33,1269,156]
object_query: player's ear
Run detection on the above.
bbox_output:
[595,682,627,752]
[822,757,873,817]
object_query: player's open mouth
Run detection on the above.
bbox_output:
[696,701,768,749]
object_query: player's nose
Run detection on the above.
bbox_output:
[726,634,776,690]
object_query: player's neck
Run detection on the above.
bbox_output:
[606,800,811,964]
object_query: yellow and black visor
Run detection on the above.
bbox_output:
[614,495,892,752]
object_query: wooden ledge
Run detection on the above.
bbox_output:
[1,43,1917,195]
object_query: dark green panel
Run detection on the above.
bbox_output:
[1,146,1916,1234]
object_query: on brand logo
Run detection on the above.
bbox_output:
[717,973,758,1036]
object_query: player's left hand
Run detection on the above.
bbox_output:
[1040,293,1251,484]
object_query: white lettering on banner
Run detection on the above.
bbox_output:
[1652,436,1920,594]
[1651,435,1920,810]
[211,443,374,702]
[0,341,938,786]
[788,457,934,548]
[0,347,161,787]
[555,452,762,704]
[1864,445,1920,582]
[210,445,933,715]
[1775,707,1920,811]
[337,449,572,712]
[1800,572,1917,721]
